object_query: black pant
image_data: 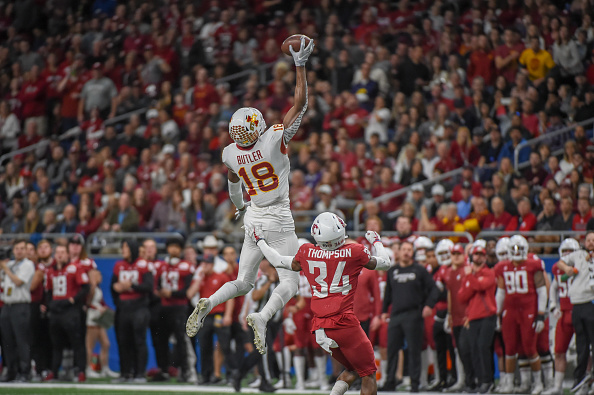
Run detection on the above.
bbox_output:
[360,319,371,337]
[198,314,233,379]
[454,325,476,387]
[239,319,282,383]
[467,315,496,385]
[155,305,188,374]
[30,302,52,374]
[0,303,31,377]
[386,310,423,390]
[433,314,456,383]
[572,302,594,381]
[116,306,150,378]
[49,306,86,376]
[230,321,247,369]
[149,303,166,371]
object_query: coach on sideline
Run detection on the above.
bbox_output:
[0,239,35,382]
[557,231,594,393]
[382,240,437,393]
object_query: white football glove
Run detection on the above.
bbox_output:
[551,306,562,321]
[249,224,265,244]
[290,36,315,67]
[365,230,382,245]
[315,328,338,355]
[533,315,545,333]
[283,317,297,335]
[235,201,250,220]
[495,316,501,332]
[443,314,452,334]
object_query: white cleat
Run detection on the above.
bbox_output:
[247,312,268,355]
[515,385,531,394]
[186,298,211,337]
[85,368,103,379]
[541,387,562,395]
[531,382,544,395]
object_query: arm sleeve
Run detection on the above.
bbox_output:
[131,272,154,294]
[371,273,382,316]
[371,241,391,271]
[549,278,558,309]
[171,273,193,299]
[256,239,296,271]
[228,179,245,210]
[496,287,505,314]
[283,85,308,144]
[73,283,90,305]
[537,285,547,313]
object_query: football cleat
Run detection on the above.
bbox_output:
[186,298,211,337]
[247,312,268,355]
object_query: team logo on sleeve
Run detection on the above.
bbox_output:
[363,246,371,259]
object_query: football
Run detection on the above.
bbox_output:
[281,34,311,56]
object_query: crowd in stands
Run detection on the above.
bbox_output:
[0,0,593,242]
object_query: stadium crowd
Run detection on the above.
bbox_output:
[0,0,594,393]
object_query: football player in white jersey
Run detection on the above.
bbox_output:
[186,36,315,355]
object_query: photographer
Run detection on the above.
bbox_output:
[0,239,35,382]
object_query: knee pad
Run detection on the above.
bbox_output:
[232,279,253,296]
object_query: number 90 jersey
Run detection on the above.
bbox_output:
[222,124,290,208]
[295,243,371,320]
[494,258,544,310]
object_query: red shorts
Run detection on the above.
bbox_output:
[325,324,377,378]
[423,314,436,350]
[554,310,574,355]
[501,307,538,357]
[537,318,550,354]
[294,303,316,349]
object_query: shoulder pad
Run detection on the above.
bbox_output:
[66,264,77,274]
[136,260,147,269]
[178,262,190,271]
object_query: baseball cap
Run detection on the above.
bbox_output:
[411,183,424,192]
[451,244,465,254]
[431,184,445,196]
[69,234,85,245]
[146,109,159,119]
[92,62,102,70]
[20,168,32,178]
[162,144,175,155]
[472,126,485,137]
[472,245,486,255]
[318,184,332,195]
[462,180,472,189]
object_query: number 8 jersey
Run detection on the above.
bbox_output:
[222,123,290,207]
[295,242,371,331]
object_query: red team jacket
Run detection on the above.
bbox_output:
[294,242,371,331]
[458,266,497,321]
[444,263,469,327]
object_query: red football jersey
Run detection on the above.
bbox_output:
[295,242,370,325]
[31,262,52,303]
[113,258,154,301]
[199,272,232,315]
[551,263,573,311]
[71,257,97,274]
[46,263,89,300]
[444,264,469,327]
[157,260,194,306]
[433,265,449,310]
[494,258,543,309]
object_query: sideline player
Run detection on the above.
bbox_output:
[252,212,392,395]
[186,36,315,355]
[543,238,579,395]
[495,235,547,395]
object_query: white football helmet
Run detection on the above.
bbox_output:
[559,238,579,258]
[495,237,510,261]
[311,212,347,251]
[508,235,529,261]
[436,239,454,266]
[228,107,266,147]
[414,236,434,262]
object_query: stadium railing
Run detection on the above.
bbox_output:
[513,116,594,170]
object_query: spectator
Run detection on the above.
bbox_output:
[365,97,390,145]
[56,204,78,234]
[536,197,561,231]
[0,100,20,152]
[352,62,378,112]
[140,45,172,87]
[18,40,43,72]
[20,66,47,135]
[494,28,524,84]
[467,35,495,86]
[457,182,474,219]
[372,167,403,213]
[0,200,24,234]
[519,36,555,86]
[498,127,531,165]
[104,193,140,233]
[78,63,117,121]
[552,26,584,79]
[523,152,549,188]
[397,45,430,96]
[46,146,69,188]
[451,127,480,167]
[572,198,592,232]
[505,197,537,232]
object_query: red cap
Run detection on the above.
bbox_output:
[472,246,486,255]
[92,62,102,70]
[20,168,32,178]
[451,244,465,254]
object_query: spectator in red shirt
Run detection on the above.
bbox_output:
[505,197,537,232]
[355,9,379,45]
[521,99,539,137]
[467,35,495,86]
[17,121,41,149]
[572,197,592,232]
[483,197,513,231]
[372,167,404,213]
[213,10,237,50]
[192,68,219,112]
[335,94,369,139]
[451,166,482,202]
[450,126,481,167]
[523,151,549,188]
[494,27,524,84]
[19,65,46,134]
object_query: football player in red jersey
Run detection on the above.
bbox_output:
[45,244,90,382]
[30,240,54,378]
[111,239,154,382]
[154,239,194,382]
[252,212,392,395]
[494,235,547,395]
[543,238,580,395]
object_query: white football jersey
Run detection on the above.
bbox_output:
[222,123,290,208]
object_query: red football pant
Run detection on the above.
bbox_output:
[325,325,377,378]
[555,310,574,355]
[501,307,538,356]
